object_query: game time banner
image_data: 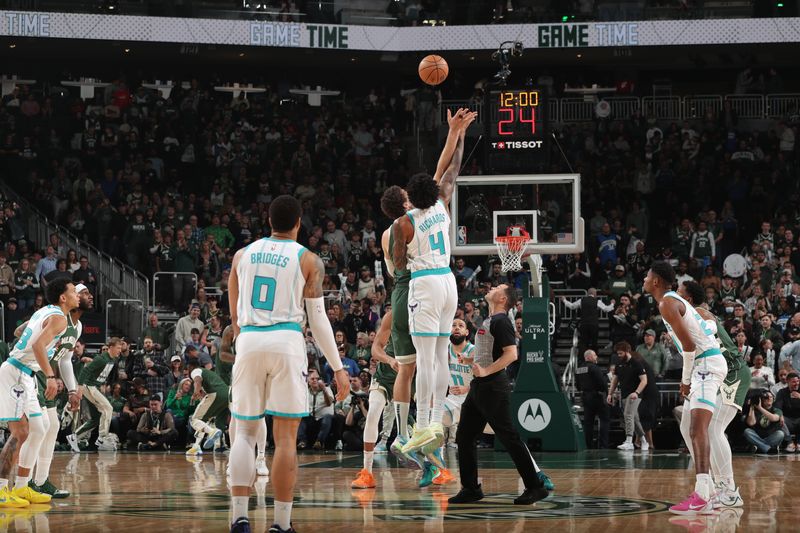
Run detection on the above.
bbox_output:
[3,11,800,51]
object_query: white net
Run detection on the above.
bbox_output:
[495,236,530,272]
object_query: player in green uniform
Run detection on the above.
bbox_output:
[351,310,400,489]
[31,283,91,497]
[186,359,230,455]
[76,337,123,450]
[379,186,421,471]
[679,281,749,509]
[220,325,269,476]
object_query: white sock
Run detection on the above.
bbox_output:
[231,495,249,523]
[0,478,8,490]
[364,451,374,473]
[624,436,633,444]
[34,458,51,486]
[274,500,293,530]
[257,451,265,461]
[395,402,410,439]
[14,475,30,490]
[695,473,713,500]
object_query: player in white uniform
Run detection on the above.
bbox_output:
[13,283,92,499]
[643,262,727,515]
[228,195,349,533]
[0,278,79,508]
[394,108,477,454]
[443,319,475,449]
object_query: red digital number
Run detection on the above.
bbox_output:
[519,107,536,134]
[498,108,514,136]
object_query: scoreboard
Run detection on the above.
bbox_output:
[484,88,550,172]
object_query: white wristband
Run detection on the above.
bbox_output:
[681,350,696,385]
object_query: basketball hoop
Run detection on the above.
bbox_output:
[495,226,531,272]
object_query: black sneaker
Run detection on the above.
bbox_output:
[448,485,485,504]
[514,486,549,505]
[231,517,251,533]
[269,524,297,533]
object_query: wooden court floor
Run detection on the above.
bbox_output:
[2,449,798,532]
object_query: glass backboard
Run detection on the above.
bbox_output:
[450,174,583,256]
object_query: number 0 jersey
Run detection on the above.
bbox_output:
[406,199,451,274]
[10,305,67,372]
[236,237,307,330]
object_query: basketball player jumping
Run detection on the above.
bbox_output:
[228,195,349,533]
[643,262,728,515]
[0,278,79,507]
[678,281,749,509]
[395,108,477,456]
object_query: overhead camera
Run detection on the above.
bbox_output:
[491,41,524,86]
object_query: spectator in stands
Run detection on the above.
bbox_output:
[750,353,775,390]
[323,343,359,383]
[342,391,368,451]
[128,337,169,399]
[595,223,621,266]
[72,256,97,292]
[166,354,185,389]
[3,297,23,341]
[142,313,170,352]
[165,378,195,446]
[775,373,800,451]
[126,394,178,450]
[756,315,784,366]
[35,245,58,286]
[744,390,784,454]
[772,369,790,397]
[13,258,37,311]
[352,332,371,369]
[298,370,335,450]
[120,377,151,439]
[610,303,639,348]
[174,303,204,355]
[605,265,637,300]
[0,253,12,304]
[342,299,373,344]
[561,288,615,353]
[636,329,669,379]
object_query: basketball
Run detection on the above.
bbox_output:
[418,54,449,86]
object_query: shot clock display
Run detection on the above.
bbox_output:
[484,88,550,172]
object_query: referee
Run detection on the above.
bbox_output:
[449,284,548,505]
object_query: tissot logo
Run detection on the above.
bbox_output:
[518,398,551,432]
[491,141,543,150]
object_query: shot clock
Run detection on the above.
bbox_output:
[484,88,550,172]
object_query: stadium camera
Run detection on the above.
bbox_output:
[491,41,524,86]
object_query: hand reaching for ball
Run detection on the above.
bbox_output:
[446,108,478,135]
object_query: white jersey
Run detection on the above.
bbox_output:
[448,342,476,404]
[236,237,307,331]
[662,291,722,356]
[9,305,67,372]
[406,199,451,274]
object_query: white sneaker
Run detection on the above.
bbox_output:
[255,455,269,477]
[641,441,650,452]
[713,486,744,508]
[66,434,81,453]
[617,441,635,451]
[96,437,118,451]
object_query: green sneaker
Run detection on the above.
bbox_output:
[538,471,555,491]
[30,478,70,499]
[418,462,440,488]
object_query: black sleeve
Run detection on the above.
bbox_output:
[591,366,608,392]
[632,358,646,377]
[490,315,517,349]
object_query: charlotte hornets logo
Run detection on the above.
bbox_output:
[408,300,419,313]
[11,385,25,400]
[518,399,551,432]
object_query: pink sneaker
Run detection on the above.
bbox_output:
[669,492,714,515]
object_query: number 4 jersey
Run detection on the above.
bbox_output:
[236,237,308,329]
[406,199,451,274]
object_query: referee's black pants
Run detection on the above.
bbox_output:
[455,373,543,491]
